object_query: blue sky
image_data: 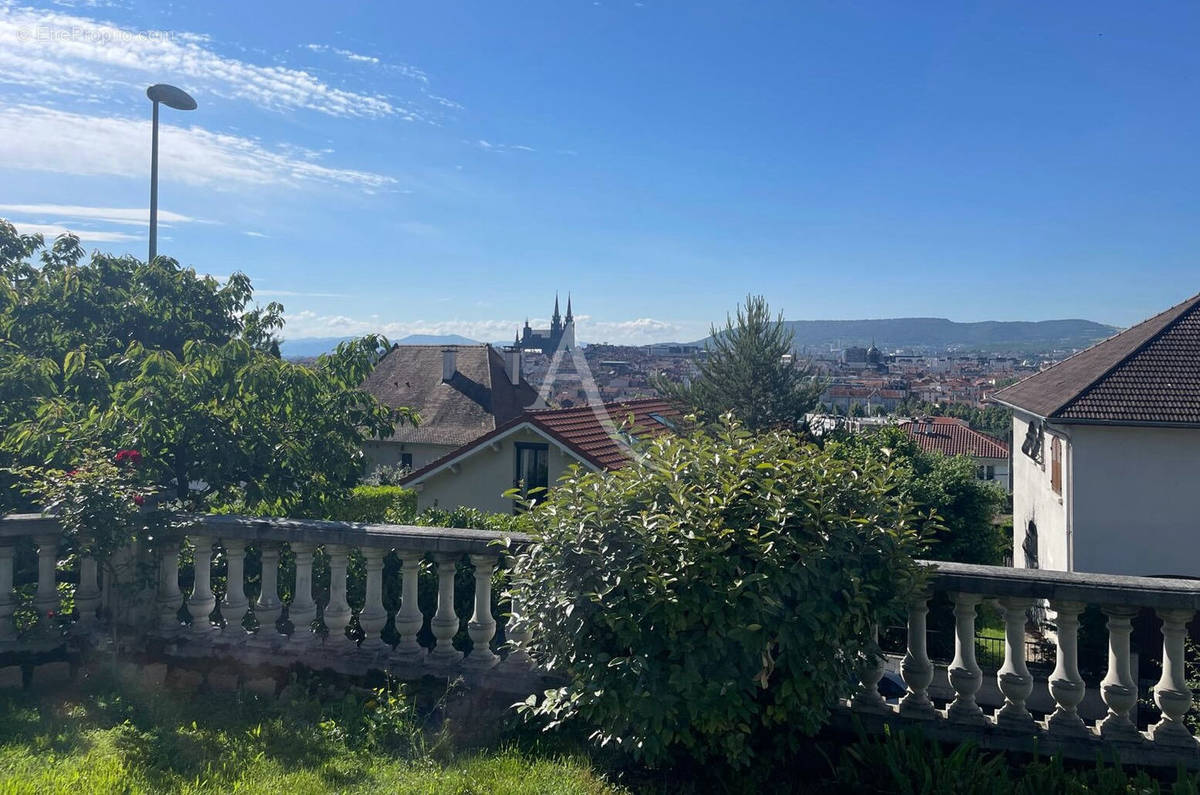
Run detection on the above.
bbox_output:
[1,1,1198,344]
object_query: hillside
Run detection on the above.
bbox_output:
[691,317,1117,352]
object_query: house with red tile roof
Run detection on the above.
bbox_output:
[399,398,682,513]
[898,416,1010,492]
[991,291,1200,577]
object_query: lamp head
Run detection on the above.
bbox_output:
[146,84,197,111]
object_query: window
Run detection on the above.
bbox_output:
[514,443,549,506]
[1050,436,1063,495]
[400,452,413,471]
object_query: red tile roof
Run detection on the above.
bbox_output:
[992,292,1200,426]
[527,399,682,470]
[899,416,1009,460]
[400,398,682,484]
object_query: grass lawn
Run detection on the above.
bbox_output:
[0,670,621,795]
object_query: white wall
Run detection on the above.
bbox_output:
[363,440,456,474]
[1070,425,1200,577]
[414,428,581,514]
[1011,413,1070,572]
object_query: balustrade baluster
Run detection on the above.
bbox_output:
[1098,605,1141,741]
[74,555,101,629]
[429,553,463,662]
[466,554,499,667]
[157,541,183,633]
[220,541,249,637]
[851,623,887,712]
[288,543,317,644]
[186,536,216,634]
[394,555,424,659]
[253,544,283,639]
[899,593,935,717]
[996,596,1035,728]
[1046,600,1087,735]
[33,533,59,631]
[323,545,353,647]
[358,547,388,652]
[1150,608,1196,746]
[0,546,14,641]
[946,593,985,724]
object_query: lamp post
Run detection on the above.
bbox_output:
[146,83,196,263]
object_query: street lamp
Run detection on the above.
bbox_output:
[146,83,196,263]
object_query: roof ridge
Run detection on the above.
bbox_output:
[992,291,1200,419]
[1053,292,1200,418]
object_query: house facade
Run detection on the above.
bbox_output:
[361,344,540,475]
[399,398,681,513]
[992,292,1200,577]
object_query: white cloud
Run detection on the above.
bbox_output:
[0,203,194,226]
[474,139,536,153]
[0,5,406,119]
[282,311,694,345]
[9,220,138,242]
[256,289,352,298]
[0,105,396,190]
[243,230,268,238]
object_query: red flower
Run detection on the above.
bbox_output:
[115,449,143,466]
[133,494,145,507]
[65,469,79,478]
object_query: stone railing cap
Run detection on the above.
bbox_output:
[924,559,1200,611]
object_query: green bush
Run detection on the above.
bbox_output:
[509,419,931,771]
[833,729,1199,794]
[328,485,417,524]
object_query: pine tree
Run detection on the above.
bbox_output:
[655,295,822,431]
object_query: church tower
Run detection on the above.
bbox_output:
[551,293,563,336]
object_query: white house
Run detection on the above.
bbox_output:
[360,344,540,474]
[991,292,1200,577]
[399,398,681,513]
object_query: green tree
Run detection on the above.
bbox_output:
[0,222,409,515]
[509,419,930,773]
[653,295,821,431]
[825,425,1007,565]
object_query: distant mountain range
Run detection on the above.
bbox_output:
[280,317,1118,359]
[690,318,1119,353]
[280,333,480,358]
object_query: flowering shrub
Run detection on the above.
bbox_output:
[10,448,173,629]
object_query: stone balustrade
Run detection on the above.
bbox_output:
[0,513,534,679]
[5,512,1200,766]
[847,560,1200,766]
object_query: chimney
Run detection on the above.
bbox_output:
[504,346,521,385]
[442,348,456,382]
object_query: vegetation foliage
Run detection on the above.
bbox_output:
[0,223,410,517]
[508,418,931,772]
[824,424,1008,565]
[654,295,822,431]
[0,675,617,794]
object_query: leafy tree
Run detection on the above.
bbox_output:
[824,425,1007,565]
[509,419,930,773]
[849,401,866,417]
[0,222,409,516]
[653,295,821,431]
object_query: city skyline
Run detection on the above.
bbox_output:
[2,1,1198,344]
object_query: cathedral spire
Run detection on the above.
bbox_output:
[566,293,573,322]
